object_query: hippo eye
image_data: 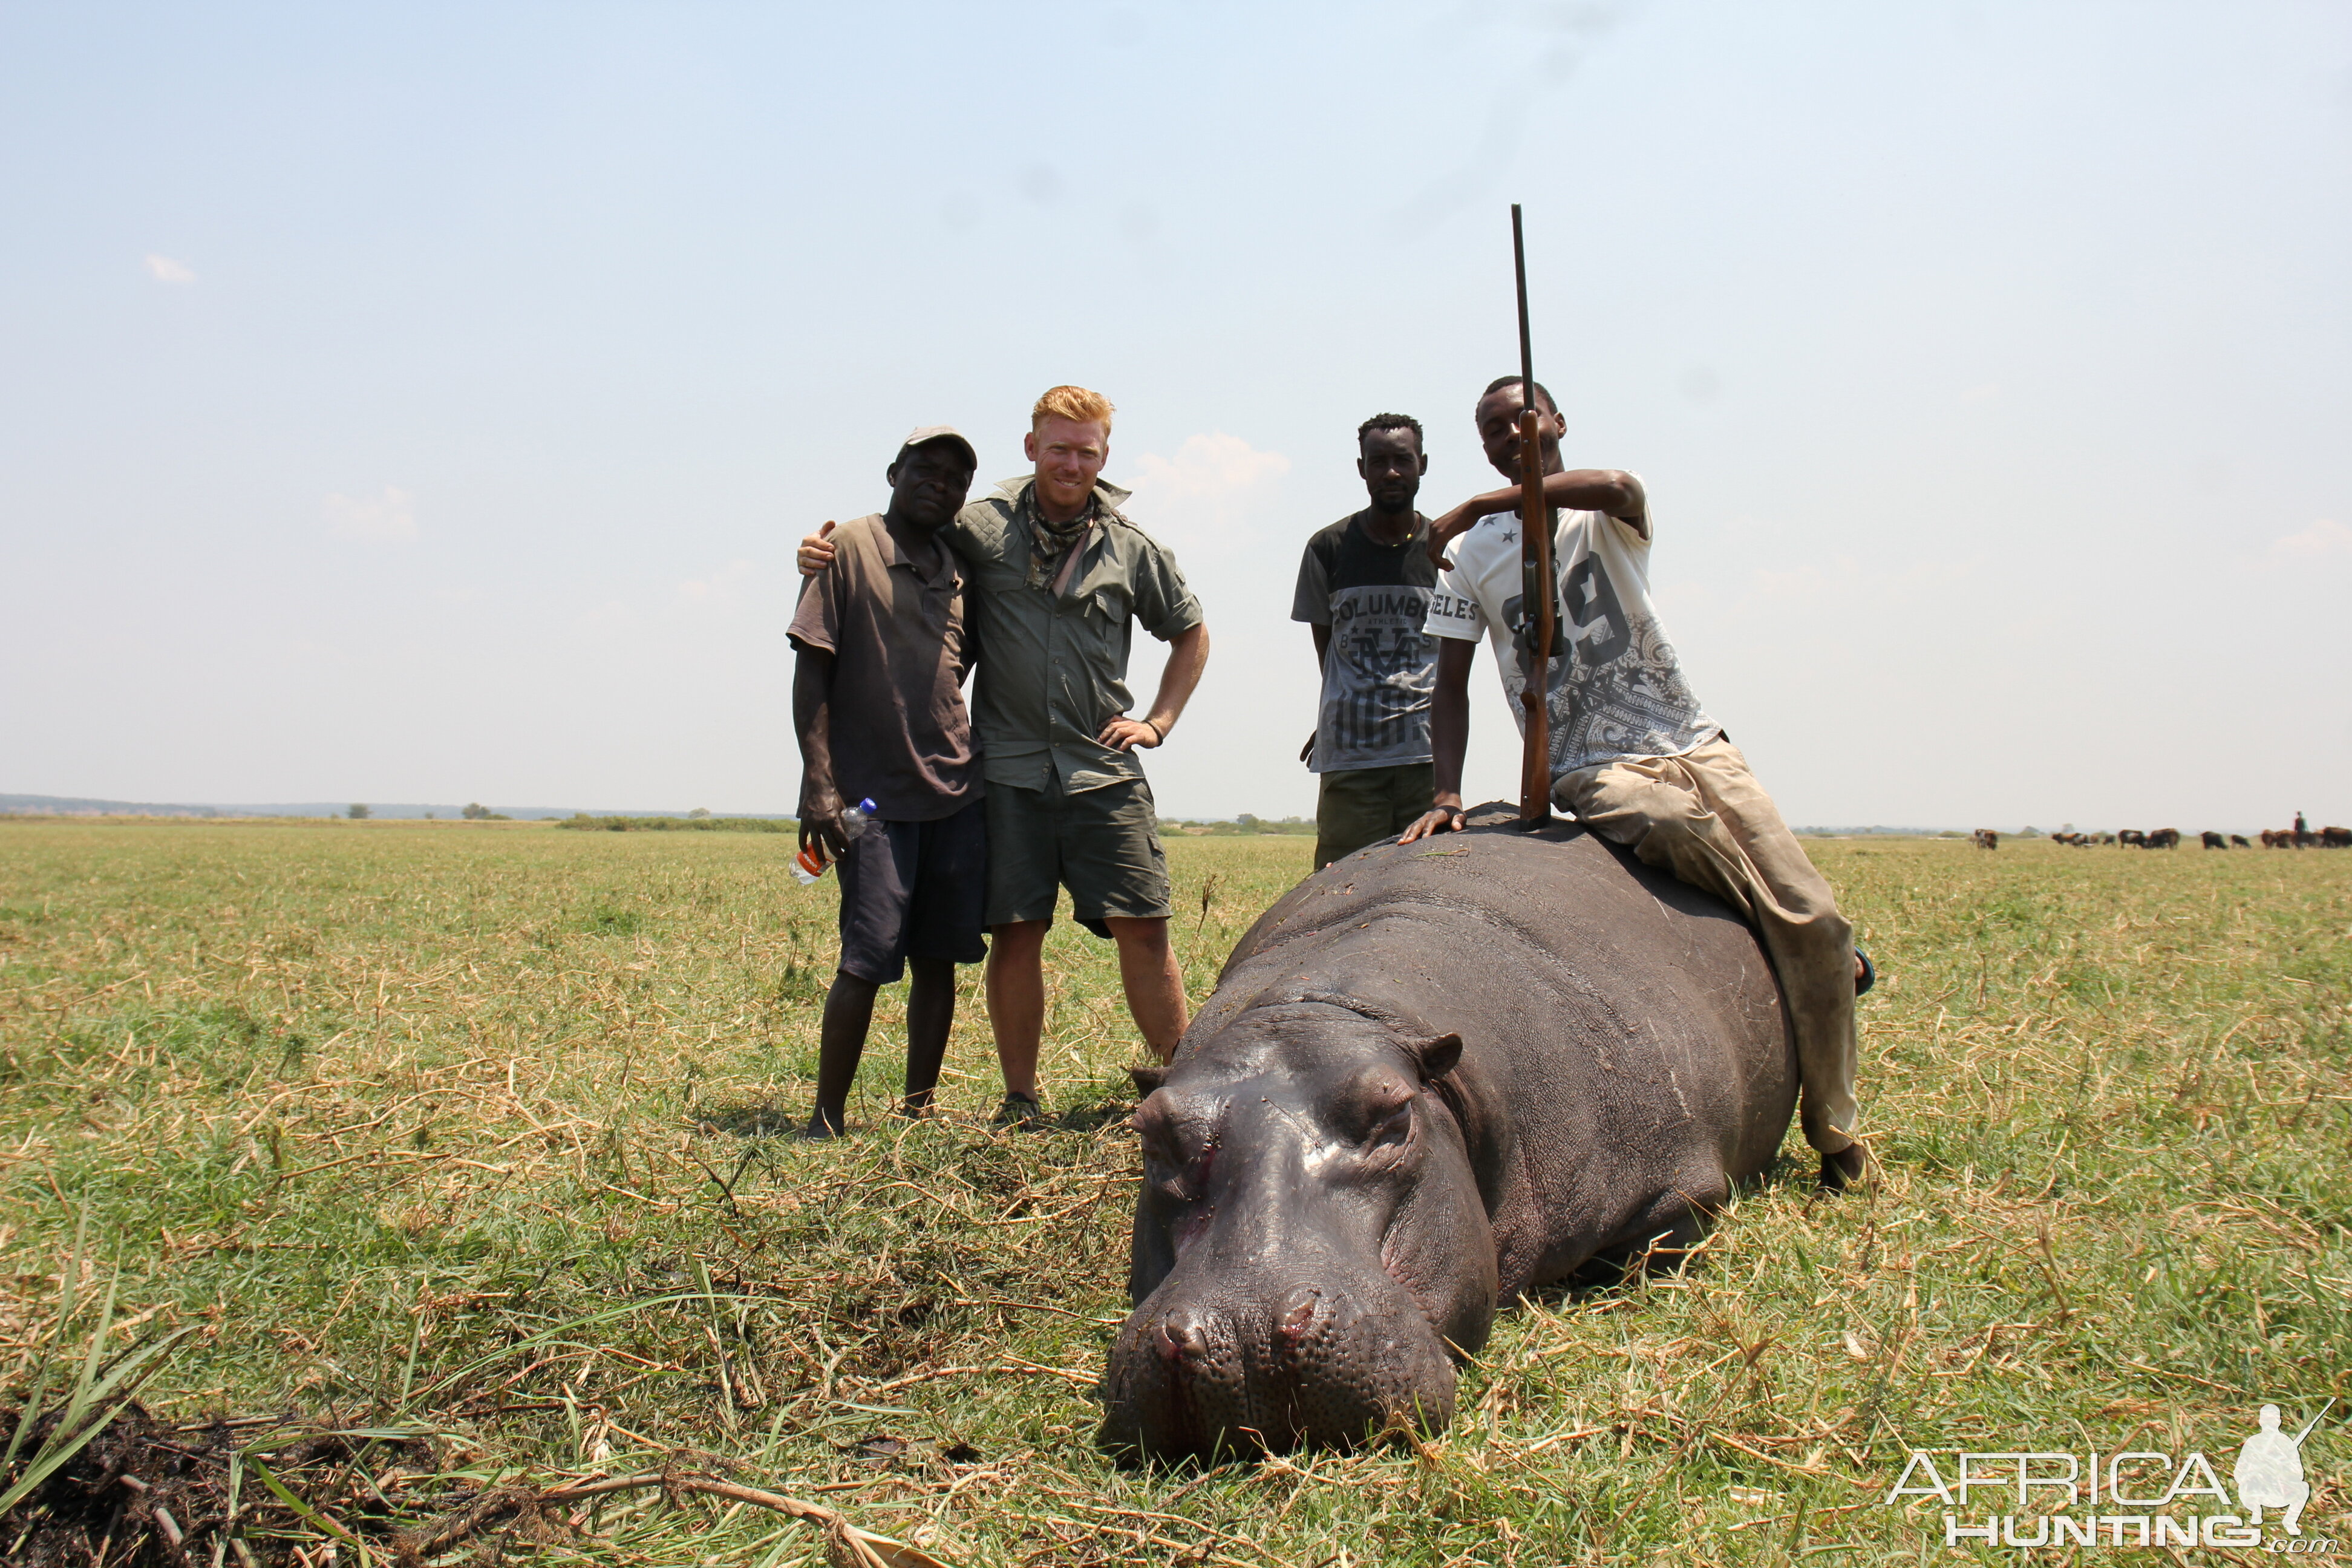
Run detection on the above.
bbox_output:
[1366,1104,1412,1152]
[1143,1130,1211,1203]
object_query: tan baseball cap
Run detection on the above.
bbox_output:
[897,425,977,469]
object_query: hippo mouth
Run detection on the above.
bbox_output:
[1099,1278,1459,1461]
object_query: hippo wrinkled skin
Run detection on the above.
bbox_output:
[1099,806,1798,1460]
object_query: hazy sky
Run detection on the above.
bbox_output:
[5,2,2348,827]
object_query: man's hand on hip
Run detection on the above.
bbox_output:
[1098,715,1165,752]
[797,521,838,577]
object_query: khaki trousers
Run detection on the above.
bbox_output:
[1556,735,1858,1155]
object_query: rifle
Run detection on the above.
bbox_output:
[1512,204,1555,825]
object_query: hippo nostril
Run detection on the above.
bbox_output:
[1275,1291,1319,1356]
[1158,1310,1210,1365]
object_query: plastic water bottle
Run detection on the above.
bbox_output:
[790,799,876,884]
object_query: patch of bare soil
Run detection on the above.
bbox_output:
[4,1400,953,1568]
[1,1400,438,1568]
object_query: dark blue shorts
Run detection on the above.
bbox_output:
[834,795,988,983]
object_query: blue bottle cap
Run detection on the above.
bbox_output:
[858,798,877,813]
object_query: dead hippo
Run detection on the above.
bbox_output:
[1099,805,1798,1460]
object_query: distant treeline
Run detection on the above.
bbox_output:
[557,812,794,833]
[1160,815,1315,837]
[561,812,1316,836]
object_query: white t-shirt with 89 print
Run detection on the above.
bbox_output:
[1423,494,1719,780]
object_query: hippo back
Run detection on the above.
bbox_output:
[1194,805,1797,1292]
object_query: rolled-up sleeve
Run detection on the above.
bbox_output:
[1131,535,1204,641]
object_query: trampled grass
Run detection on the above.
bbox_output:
[0,819,2345,1564]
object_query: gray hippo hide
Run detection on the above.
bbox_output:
[1099,805,1797,1461]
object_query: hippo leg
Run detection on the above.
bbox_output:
[1558,1172,1730,1291]
[1619,1181,1722,1274]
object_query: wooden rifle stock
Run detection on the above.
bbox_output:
[1511,203,1553,824]
[1516,407,1553,822]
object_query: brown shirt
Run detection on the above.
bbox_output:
[787,512,981,820]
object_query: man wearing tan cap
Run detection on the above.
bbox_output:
[787,426,983,1137]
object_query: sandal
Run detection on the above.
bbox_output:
[992,1091,1045,1131]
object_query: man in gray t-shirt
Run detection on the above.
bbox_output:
[1290,413,1439,869]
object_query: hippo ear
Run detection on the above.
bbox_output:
[1411,1033,1463,1083]
[1129,1064,1168,1099]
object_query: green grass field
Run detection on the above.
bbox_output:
[1,820,2346,1565]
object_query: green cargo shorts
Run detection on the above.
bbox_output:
[1315,761,1436,871]
[984,774,1172,936]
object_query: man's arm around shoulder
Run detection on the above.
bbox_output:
[796,496,1011,577]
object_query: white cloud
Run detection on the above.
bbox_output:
[324,486,417,544]
[1122,433,1292,565]
[674,558,759,609]
[1127,433,1291,504]
[145,253,195,284]
[2269,518,2351,561]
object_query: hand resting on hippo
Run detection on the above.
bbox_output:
[1099,805,1825,1461]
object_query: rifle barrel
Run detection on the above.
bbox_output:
[1513,205,1534,397]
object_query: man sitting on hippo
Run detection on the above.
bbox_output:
[1400,376,1870,1190]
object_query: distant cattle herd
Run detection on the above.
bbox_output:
[1967,813,2348,851]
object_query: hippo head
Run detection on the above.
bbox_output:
[1098,999,1499,1462]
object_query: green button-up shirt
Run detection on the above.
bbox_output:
[948,475,1204,794]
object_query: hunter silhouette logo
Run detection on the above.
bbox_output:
[2238,1401,2330,1536]
[1880,1398,2336,1550]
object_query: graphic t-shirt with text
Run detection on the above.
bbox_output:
[1291,512,1437,773]
[1423,495,1718,778]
